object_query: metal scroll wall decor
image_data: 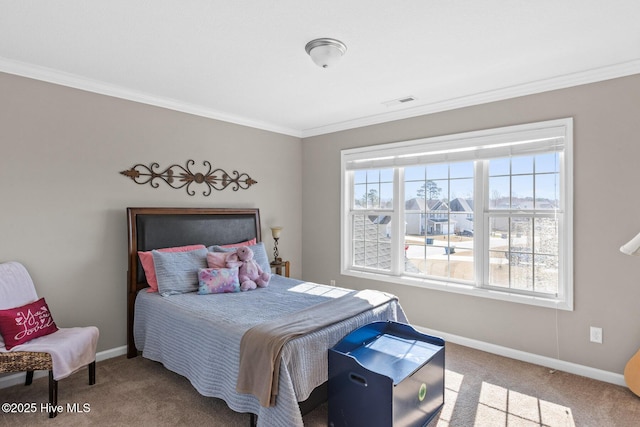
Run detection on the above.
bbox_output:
[120,160,257,196]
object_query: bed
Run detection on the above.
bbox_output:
[126,207,408,426]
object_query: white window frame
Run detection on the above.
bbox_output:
[341,118,573,310]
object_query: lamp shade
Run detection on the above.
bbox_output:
[271,226,283,239]
[305,38,347,68]
[620,231,640,256]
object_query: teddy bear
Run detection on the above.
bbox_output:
[225,246,271,291]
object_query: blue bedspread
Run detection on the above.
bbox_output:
[134,275,407,427]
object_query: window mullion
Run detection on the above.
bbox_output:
[342,171,354,272]
[391,167,404,275]
[475,160,487,288]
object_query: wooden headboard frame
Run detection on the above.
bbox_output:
[126,207,262,358]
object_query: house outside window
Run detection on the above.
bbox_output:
[341,118,573,310]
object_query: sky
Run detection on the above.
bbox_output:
[354,152,560,208]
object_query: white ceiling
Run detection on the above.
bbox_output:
[1,1,639,138]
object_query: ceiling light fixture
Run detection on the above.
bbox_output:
[305,38,347,68]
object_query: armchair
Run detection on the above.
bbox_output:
[0,261,98,418]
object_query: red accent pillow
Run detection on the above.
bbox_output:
[138,244,206,292]
[0,298,58,350]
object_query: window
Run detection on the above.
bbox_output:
[341,118,573,310]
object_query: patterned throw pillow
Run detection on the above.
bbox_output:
[198,268,240,294]
[0,297,58,350]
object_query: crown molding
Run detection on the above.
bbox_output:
[300,59,640,138]
[0,57,302,138]
[2,56,638,139]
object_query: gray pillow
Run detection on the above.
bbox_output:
[152,248,208,296]
[209,242,271,273]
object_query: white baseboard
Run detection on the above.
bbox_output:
[95,345,128,363]
[2,334,626,390]
[0,345,128,390]
[414,324,626,387]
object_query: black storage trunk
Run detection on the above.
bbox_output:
[328,321,444,427]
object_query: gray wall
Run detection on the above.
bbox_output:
[302,74,640,374]
[0,72,302,352]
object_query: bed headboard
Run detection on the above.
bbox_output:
[126,207,262,357]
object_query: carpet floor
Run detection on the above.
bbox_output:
[1,342,639,426]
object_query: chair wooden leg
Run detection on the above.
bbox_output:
[25,370,34,386]
[88,360,96,385]
[48,370,58,418]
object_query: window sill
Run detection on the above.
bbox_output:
[341,268,573,311]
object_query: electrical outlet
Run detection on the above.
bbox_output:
[330,280,336,286]
[590,326,603,344]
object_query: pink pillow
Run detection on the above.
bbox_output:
[138,244,206,292]
[207,251,233,269]
[220,238,256,249]
[0,297,58,350]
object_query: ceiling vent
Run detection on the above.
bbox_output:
[382,96,418,107]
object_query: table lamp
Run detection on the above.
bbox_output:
[271,226,283,263]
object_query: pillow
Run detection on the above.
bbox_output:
[0,297,58,350]
[210,242,271,273]
[219,238,257,249]
[139,244,206,292]
[207,251,233,269]
[197,267,240,294]
[152,248,208,296]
